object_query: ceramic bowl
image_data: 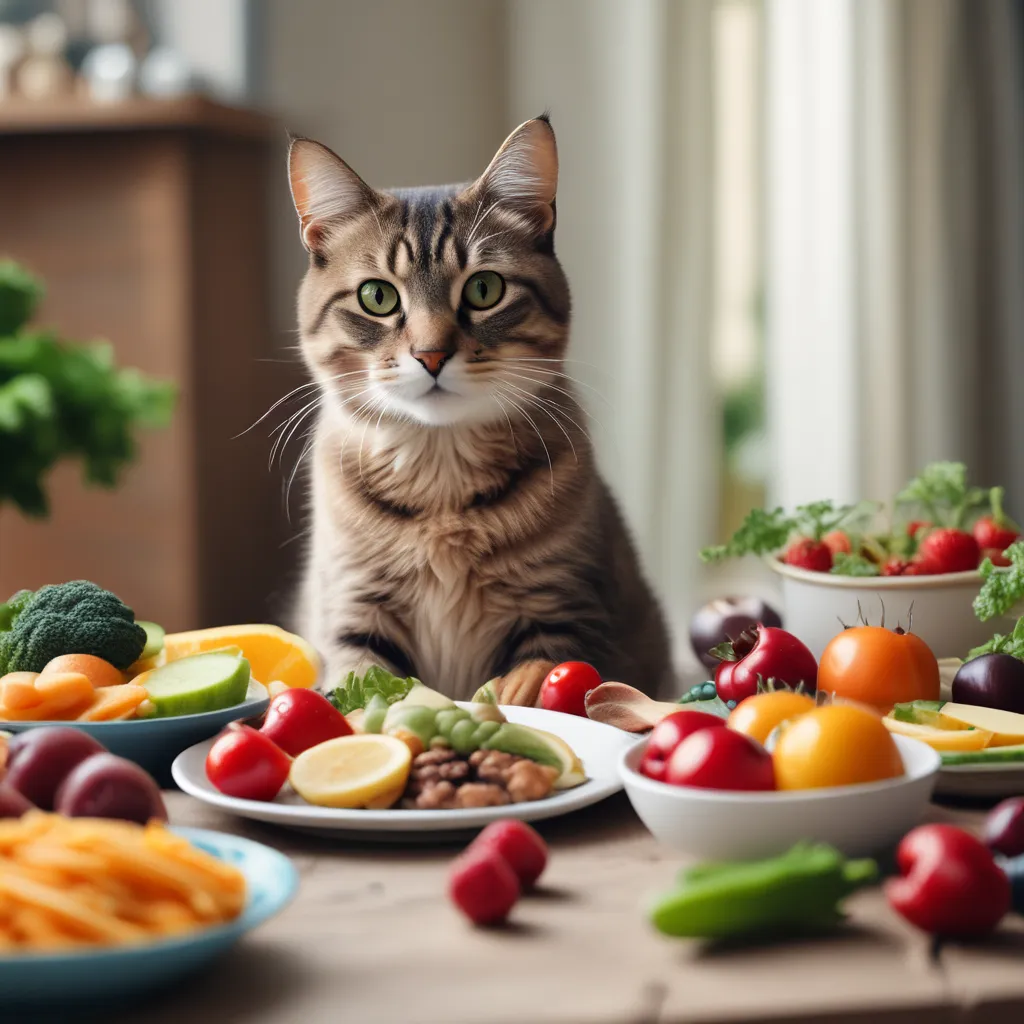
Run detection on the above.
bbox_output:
[770,559,1006,660]
[0,697,269,785]
[0,826,298,1004]
[620,734,940,861]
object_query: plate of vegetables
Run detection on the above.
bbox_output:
[0,581,321,778]
[173,667,635,838]
[701,463,1022,658]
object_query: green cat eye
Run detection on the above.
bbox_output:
[358,280,400,317]
[462,271,505,311]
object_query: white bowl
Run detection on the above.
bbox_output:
[619,734,940,861]
[771,559,1002,660]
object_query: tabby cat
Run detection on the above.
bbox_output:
[287,116,672,704]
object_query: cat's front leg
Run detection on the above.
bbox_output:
[491,658,558,707]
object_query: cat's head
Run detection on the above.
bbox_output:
[288,117,570,427]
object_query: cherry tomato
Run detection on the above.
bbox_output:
[639,710,726,781]
[664,727,775,791]
[260,688,352,757]
[818,626,939,712]
[205,724,291,802]
[540,662,602,716]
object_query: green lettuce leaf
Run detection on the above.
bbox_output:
[326,664,419,716]
[973,541,1024,622]
[968,615,1024,661]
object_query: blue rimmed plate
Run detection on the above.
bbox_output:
[0,826,298,1003]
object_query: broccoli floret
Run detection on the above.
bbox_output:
[0,580,146,674]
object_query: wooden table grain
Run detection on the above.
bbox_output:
[99,793,1023,1024]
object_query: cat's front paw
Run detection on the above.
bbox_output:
[492,659,557,707]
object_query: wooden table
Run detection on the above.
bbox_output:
[91,793,1024,1024]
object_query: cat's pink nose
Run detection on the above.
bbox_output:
[414,351,451,378]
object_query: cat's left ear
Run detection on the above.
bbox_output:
[288,137,378,253]
[475,116,558,234]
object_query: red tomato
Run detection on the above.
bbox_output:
[260,688,353,757]
[540,662,602,716]
[664,727,775,791]
[205,724,291,802]
[639,710,726,781]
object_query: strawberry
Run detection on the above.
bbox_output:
[907,520,932,538]
[974,488,1019,552]
[448,849,520,925]
[982,547,1013,568]
[917,528,981,574]
[822,530,852,555]
[471,819,548,887]
[881,557,911,577]
[782,538,833,573]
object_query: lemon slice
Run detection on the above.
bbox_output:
[525,727,587,790]
[289,734,412,809]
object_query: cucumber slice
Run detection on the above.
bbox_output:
[891,700,946,726]
[941,743,1024,766]
[142,653,250,718]
[137,621,166,660]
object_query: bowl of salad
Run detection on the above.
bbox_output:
[701,463,1022,660]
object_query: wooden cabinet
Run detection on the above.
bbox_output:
[0,96,296,632]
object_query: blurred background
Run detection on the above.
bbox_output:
[0,0,1021,675]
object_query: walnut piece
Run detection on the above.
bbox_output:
[454,783,511,808]
[505,760,559,803]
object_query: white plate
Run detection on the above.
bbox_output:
[172,704,637,838]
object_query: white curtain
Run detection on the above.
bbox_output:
[507,0,718,674]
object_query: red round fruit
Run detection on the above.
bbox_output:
[982,547,1013,568]
[974,516,1019,554]
[205,723,291,802]
[540,662,602,717]
[639,710,726,781]
[260,687,353,757]
[916,528,980,574]
[664,727,775,791]
[713,626,817,704]
[822,530,852,555]
[985,797,1024,858]
[782,538,833,573]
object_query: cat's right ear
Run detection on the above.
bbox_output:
[288,137,377,254]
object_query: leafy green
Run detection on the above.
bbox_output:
[968,616,1024,660]
[895,461,987,530]
[0,262,175,517]
[830,552,880,578]
[973,541,1024,622]
[326,665,419,715]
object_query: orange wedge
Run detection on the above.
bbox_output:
[161,625,321,690]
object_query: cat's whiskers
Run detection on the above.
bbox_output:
[272,394,324,470]
[465,199,504,249]
[498,360,612,406]
[496,381,580,467]
[489,386,554,494]
[490,393,519,455]
[284,429,318,523]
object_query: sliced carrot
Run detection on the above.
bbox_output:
[42,655,123,689]
[76,684,148,723]
[0,673,43,711]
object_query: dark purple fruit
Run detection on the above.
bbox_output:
[0,784,34,818]
[689,597,783,670]
[55,753,167,824]
[5,727,107,810]
[952,654,1024,715]
[986,797,1024,858]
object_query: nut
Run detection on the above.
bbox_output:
[505,760,559,802]
[454,783,511,808]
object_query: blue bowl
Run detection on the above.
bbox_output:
[1,697,269,785]
[0,826,298,1003]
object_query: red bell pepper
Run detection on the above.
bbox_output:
[886,824,1010,937]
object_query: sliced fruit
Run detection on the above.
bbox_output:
[484,724,586,790]
[138,621,166,661]
[162,625,320,690]
[0,673,95,721]
[0,673,43,710]
[390,682,456,711]
[77,683,150,722]
[942,744,1024,766]
[883,716,993,751]
[939,704,1024,747]
[142,653,251,718]
[289,734,412,809]
[471,680,500,704]
[42,654,123,689]
[890,700,956,728]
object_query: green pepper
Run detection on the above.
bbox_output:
[650,843,878,940]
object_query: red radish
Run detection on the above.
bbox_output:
[205,724,291,802]
[982,547,1013,568]
[782,538,833,573]
[540,662,602,717]
[471,819,548,887]
[664,727,775,791]
[639,710,726,782]
[822,530,852,555]
[260,688,352,757]
[448,850,520,925]
[974,487,1019,552]
[916,528,980,574]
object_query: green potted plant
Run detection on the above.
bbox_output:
[0,260,175,516]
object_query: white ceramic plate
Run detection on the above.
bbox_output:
[172,704,637,838]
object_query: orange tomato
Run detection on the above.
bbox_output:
[41,654,123,689]
[817,626,939,712]
[728,690,816,744]
[772,704,904,790]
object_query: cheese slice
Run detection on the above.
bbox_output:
[939,704,1024,747]
[884,716,993,751]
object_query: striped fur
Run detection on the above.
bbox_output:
[288,118,672,703]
